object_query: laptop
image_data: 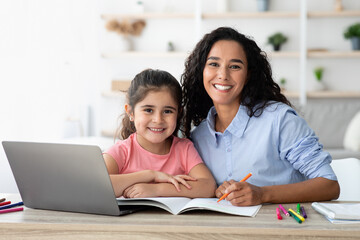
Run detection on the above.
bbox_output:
[2,141,143,216]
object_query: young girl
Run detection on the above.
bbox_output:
[181,27,340,206]
[103,69,216,198]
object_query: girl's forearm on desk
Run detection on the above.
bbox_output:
[110,170,155,197]
[155,178,216,198]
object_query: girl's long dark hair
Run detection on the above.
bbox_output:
[117,69,182,140]
[180,27,291,138]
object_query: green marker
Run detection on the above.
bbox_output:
[297,203,301,214]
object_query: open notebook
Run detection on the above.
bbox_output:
[117,197,261,216]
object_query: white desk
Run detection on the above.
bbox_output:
[0,194,359,240]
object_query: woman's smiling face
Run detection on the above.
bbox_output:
[203,40,248,109]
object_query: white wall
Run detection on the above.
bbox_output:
[0,0,101,192]
[1,0,359,194]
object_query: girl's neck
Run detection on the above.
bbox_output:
[214,103,240,133]
[136,134,173,155]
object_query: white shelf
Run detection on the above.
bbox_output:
[308,10,360,18]
[101,51,189,58]
[101,11,302,20]
[101,10,360,20]
[102,50,360,59]
[284,91,360,98]
[103,51,301,59]
[307,50,360,58]
[101,12,194,20]
[202,11,299,19]
[267,51,300,58]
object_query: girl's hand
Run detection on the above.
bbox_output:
[123,183,158,198]
[152,171,197,191]
[220,181,264,206]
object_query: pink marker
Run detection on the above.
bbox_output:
[279,204,289,216]
[0,207,23,214]
[276,207,283,220]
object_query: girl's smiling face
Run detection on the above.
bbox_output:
[126,88,178,154]
[203,40,248,109]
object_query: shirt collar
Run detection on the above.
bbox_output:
[206,107,217,144]
[206,105,250,144]
[228,104,251,138]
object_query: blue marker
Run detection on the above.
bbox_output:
[0,201,23,210]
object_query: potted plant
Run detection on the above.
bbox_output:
[267,32,288,51]
[344,22,360,50]
[256,0,270,12]
[279,78,286,91]
[313,67,325,91]
[105,19,146,51]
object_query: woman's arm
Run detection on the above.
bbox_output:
[104,153,196,197]
[216,177,340,206]
[123,163,217,198]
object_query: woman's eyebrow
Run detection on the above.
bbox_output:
[207,56,244,65]
[207,56,220,61]
[230,59,244,64]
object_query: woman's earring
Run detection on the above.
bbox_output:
[129,116,133,121]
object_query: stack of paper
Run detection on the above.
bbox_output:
[312,202,360,224]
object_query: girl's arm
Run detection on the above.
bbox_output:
[104,153,196,197]
[215,177,340,206]
[123,163,217,198]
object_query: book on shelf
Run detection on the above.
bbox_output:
[116,197,261,216]
[312,202,360,224]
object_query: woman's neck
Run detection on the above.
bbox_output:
[214,103,240,133]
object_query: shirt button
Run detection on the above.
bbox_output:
[226,148,231,152]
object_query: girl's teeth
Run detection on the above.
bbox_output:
[150,128,164,132]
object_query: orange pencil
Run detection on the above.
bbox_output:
[217,173,252,203]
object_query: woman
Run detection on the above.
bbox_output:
[181,27,340,206]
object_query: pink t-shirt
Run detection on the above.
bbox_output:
[105,133,203,175]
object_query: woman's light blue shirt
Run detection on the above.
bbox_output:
[191,103,337,187]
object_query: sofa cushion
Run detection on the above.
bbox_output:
[326,148,360,160]
[290,98,360,149]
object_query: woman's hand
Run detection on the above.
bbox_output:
[215,180,236,197]
[152,171,197,192]
[216,180,264,206]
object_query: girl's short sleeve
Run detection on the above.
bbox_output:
[104,141,128,173]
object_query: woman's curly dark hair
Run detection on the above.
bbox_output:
[180,27,291,138]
